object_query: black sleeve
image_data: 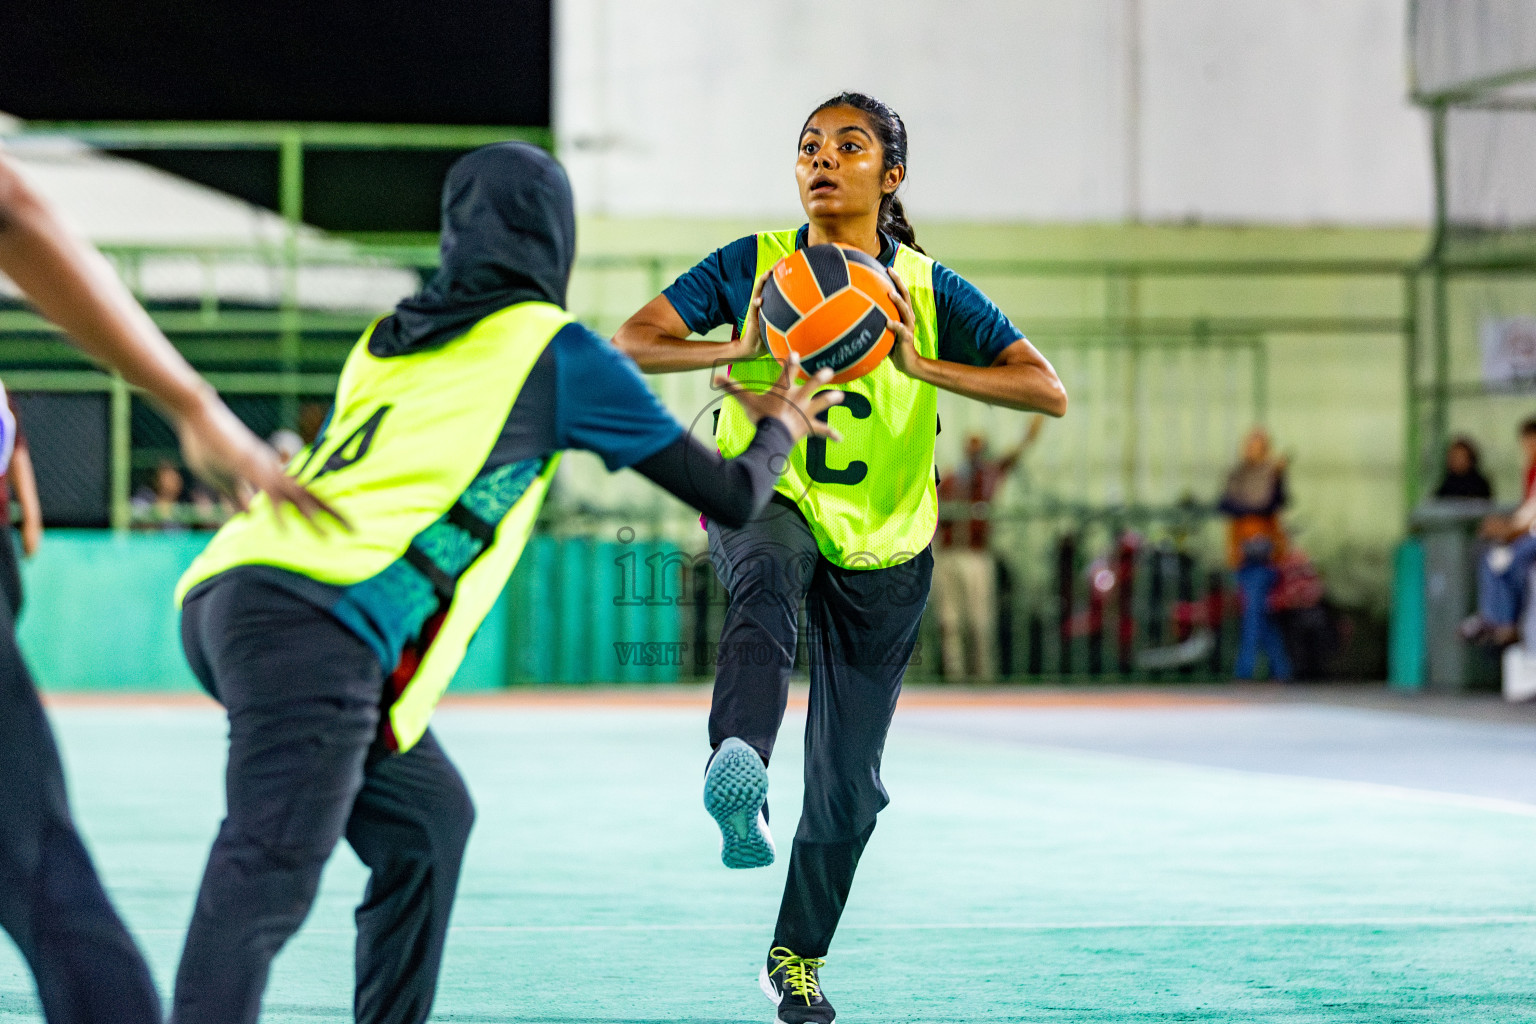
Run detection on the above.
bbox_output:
[631,417,794,529]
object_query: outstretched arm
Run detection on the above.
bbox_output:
[884,271,1067,416]
[0,153,338,525]
[997,414,1046,473]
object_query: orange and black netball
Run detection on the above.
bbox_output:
[758,243,899,383]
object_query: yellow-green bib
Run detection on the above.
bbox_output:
[176,302,573,751]
[716,230,940,569]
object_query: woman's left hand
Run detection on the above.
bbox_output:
[885,269,926,380]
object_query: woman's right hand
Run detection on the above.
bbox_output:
[176,385,347,531]
[727,270,773,362]
[713,352,844,444]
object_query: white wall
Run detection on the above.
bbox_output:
[556,0,1432,224]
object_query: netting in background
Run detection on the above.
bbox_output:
[1417,277,1536,498]
[1415,0,1536,260]
[1444,108,1536,257]
[12,393,110,528]
[1412,0,1536,101]
[1411,0,1536,503]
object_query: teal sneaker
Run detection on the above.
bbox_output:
[703,737,774,868]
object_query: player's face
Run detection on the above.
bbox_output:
[1242,430,1270,464]
[796,107,904,222]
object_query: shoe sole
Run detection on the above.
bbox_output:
[704,738,774,869]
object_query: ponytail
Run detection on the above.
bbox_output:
[804,91,925,255]
[880,195,923,255]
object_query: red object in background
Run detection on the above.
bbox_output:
[1065,533,1143,645]
[1062,533,1325,652]
[1115,534,1138,670]
[1267,550,1325,613]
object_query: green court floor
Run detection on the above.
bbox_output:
[5,693,1536,1022]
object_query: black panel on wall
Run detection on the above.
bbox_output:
[0,0,550,232]
[0,1,552,126]
[114,148,465,232]
[11,394,110,529]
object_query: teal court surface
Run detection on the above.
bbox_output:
[6,686,1536,1022]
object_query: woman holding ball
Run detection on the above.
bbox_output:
[615,92,1066,1022]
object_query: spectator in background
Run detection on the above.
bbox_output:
[131,459,187,531]
[169,429,307,530]
[188,484,236,529]
[1461,418,1536,646]
[1219,427,1292,681]
[933,415,1043,680]
[0,396,41,620]
[1435,436,1493,499]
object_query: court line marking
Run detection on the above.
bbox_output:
[449,915,1536,932]
[895,731,1536,819]
[40,687,1237,711]
[132,915,1536,936]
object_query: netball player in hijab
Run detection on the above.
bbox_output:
[168,142,841,1024]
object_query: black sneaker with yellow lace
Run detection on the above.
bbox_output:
[758,946,834,1023]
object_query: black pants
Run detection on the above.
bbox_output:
[174,576,475,1024]
[0,594,161,1024]
[708,498,932,958]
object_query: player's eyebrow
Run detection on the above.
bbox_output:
[832,125,873,141]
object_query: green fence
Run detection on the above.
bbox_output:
[18,531,681,691]
[0,253,1420,528]
[0,121,1439,679]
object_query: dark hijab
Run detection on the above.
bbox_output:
[1435,437,1493,499]
[369,141,577,357]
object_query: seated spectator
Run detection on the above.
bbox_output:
[1462,419,1536,646]
[1218,427,1291,681]
[189,484,236,529]
[1434,436,1493,499]
[131,459,188,531]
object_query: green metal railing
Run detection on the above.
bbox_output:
[0,251,1419,530]
[0,121,1425,536]
[1410,51,1536,514]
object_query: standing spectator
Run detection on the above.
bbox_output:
[1435,436,1493,499]
[933,415,1043,680]
[1219,427,1292,681]
[0,395,42,619]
